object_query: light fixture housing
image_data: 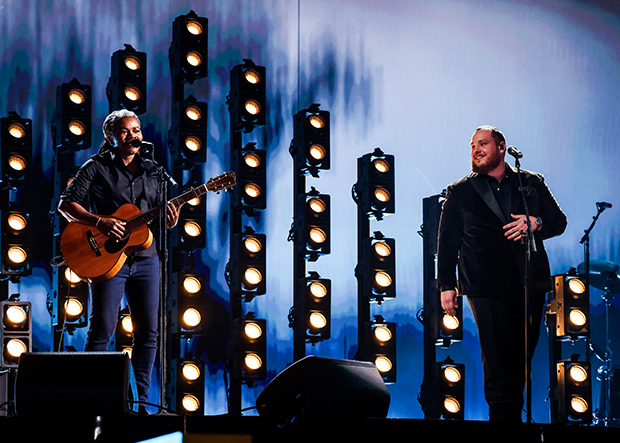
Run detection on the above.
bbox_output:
[1,112,32,187]
[292,104,330,177]
[170,11,209,84]
[303,273,331,341]
[52,78,92,151]
[231,143,267,213]
[233,315,267,383]
[369,317,396,383]
[231,229,267,298]
[357,148,395,220]
[169,357,205,415]
[1,300,32,368]
[229,60,266,132]
[169,95,207,165]
[106,44,147,114]
[361,233,395,303]
[1,207,32,276]
[550,274,589,340]
[555,358,592,424]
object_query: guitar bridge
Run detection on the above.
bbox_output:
[86,230,102,257]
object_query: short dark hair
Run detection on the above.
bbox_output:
[475,125,505,146]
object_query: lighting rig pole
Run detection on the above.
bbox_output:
[289,104,331,362]
[353,148,396,382]
[166,10,209,412]
[227,59,267,415]
[419,192,465,420]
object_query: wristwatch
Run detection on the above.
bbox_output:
[535,216,543,230]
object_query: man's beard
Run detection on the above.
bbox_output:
[471,153,502,174]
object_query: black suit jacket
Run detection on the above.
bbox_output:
[436,163,567,297]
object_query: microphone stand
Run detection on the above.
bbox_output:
[513,155,536,424]
[156,164,176,412]
[580,203,609,425]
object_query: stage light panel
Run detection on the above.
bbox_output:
[170,357,205,415]
[231,143,267,213]
[1,300,32,368]
[170,11,209,84]
[361,234,395,303]
[106,44,147,114]
[231,230,266,297]
[303,274,331,341]
[296,190,331,260]
[556,359,592,424]
[369,318,397,383]
[357,148,395,220]
[171,273,208,334]
[550,274,589,340]
[1,208,32,277]
[233,315,267,383]
[53,78,92,151]
[53,264,89,329]
[114,307,133,354]
[435,359,465,420]
[176,196,206,250]
[292,104,330,176]
[229,60,266,131]
[170,95,207,165]
[1,112,32,187]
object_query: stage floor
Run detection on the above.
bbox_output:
[1,415,619,442]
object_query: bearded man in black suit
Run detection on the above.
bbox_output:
[437,125,567,422]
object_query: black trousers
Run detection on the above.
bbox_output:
[468,284,546,422]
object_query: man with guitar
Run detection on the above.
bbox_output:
[58,109,180,415]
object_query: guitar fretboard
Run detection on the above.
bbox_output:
[125,184,209,231]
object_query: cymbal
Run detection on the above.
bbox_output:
[577,260,620,293]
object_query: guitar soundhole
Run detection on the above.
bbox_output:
[104,232,131,254]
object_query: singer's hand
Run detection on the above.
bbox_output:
[441,290,458,317]
[503,214,540,241]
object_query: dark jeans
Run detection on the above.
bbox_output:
[84,253,160,403]
[468,286,546,422]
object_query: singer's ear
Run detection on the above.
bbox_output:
[499,141,506,151]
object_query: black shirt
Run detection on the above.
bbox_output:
[60,147,166,257]
[487,172,511,221]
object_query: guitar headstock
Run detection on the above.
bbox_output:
[206,171,237,192]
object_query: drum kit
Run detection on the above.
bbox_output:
[577,259,620,426]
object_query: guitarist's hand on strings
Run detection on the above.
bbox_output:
[96,217,127,241]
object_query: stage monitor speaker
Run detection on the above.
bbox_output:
[14,352,130,416]
[256,355,390,422]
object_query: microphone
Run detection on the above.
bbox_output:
[596,201,612,209]
[129,139,155,160]
[507,145,523,159]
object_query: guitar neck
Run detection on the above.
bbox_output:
[125,184,209,230]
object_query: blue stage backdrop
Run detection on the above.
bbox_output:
[1,0,619,421]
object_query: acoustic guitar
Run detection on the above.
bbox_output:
[60,171,236,282]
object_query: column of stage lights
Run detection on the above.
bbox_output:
[48,78,92,352]
[0,111,33,414]
[547,273,592,424]
[289,104,331,362]
[227,59,267,415]
[418,193,465,420]
[353,148,396,383]
[166,10,210,416]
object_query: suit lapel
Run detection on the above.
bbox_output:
[469,174,509,225]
